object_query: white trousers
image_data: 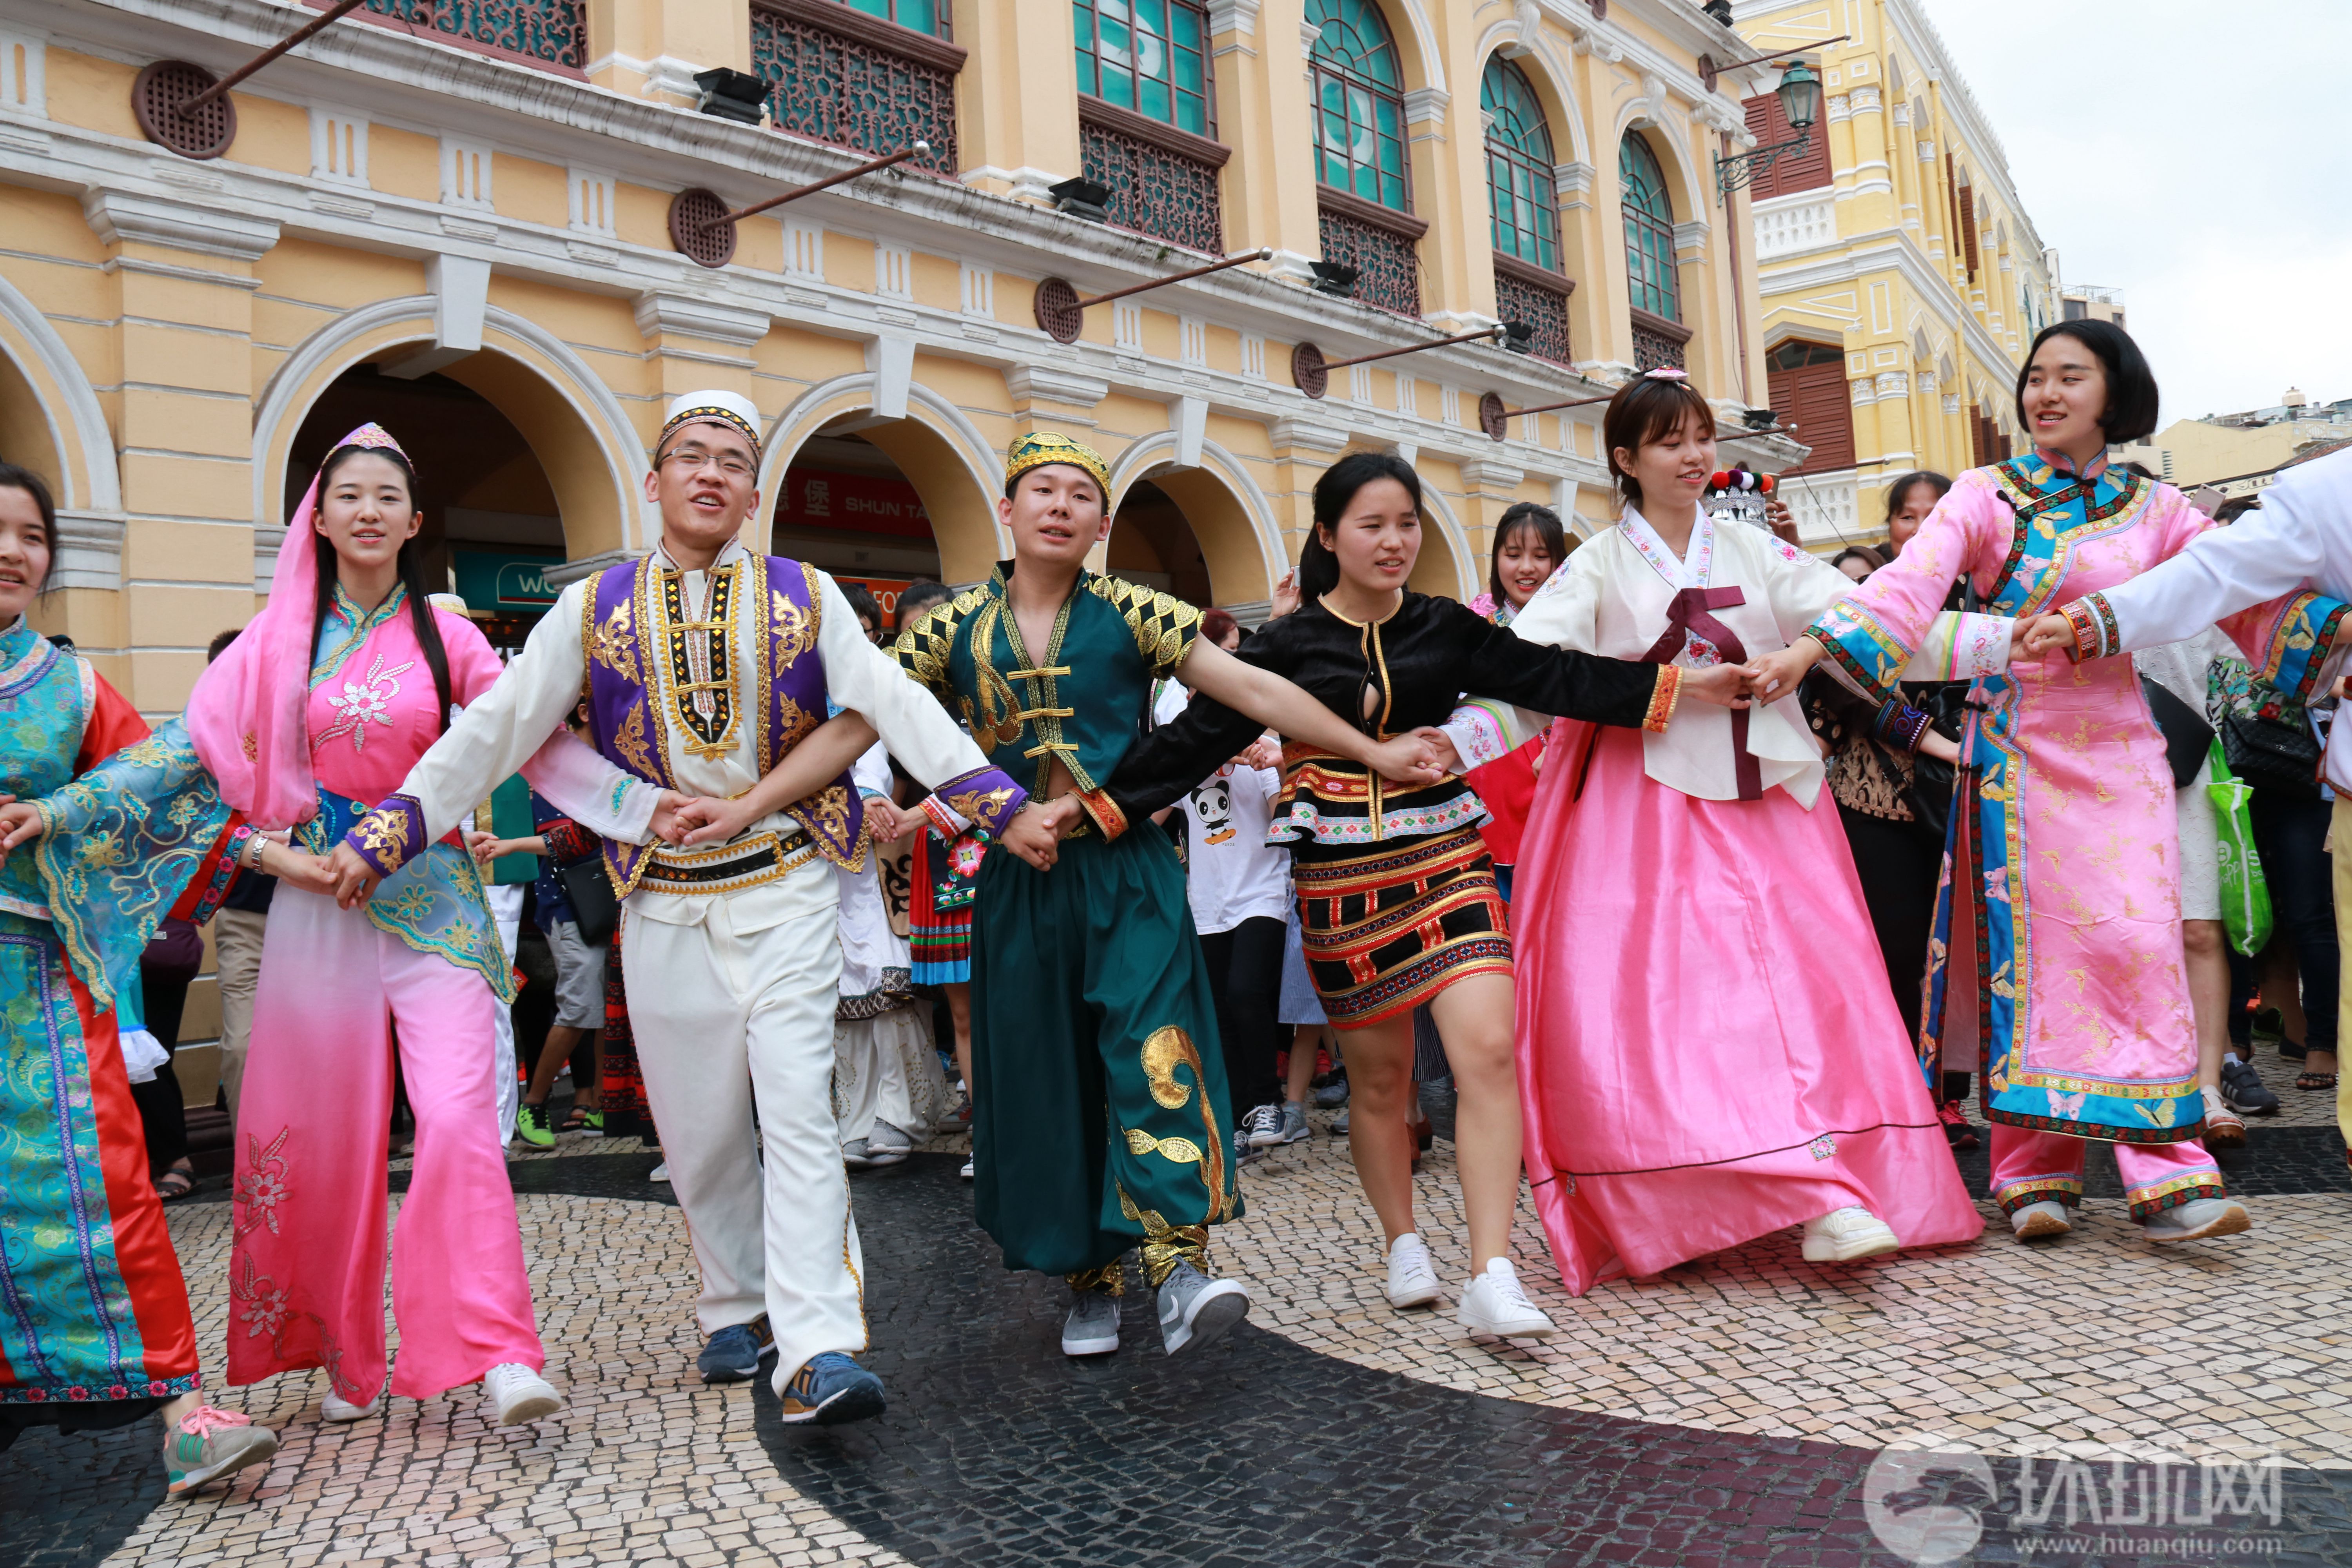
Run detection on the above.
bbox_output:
[621,860,861,1390]
[486,882,524,1143]
[832,1006,924,1147]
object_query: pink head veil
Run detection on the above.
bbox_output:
[187,423,414,829]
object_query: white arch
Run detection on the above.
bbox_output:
[758,373,1004,527]
[1469,29,1592,165]
[1416,481,1478,600]
[1374,0,1447,99]
[1102,432,1285,585]
[0,269,121,517]
[249,295,645,546]
[1610,104,1706,226]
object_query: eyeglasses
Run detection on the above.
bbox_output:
[660,446,755,479]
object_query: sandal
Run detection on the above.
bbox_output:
[154,1163,196,1202]
[2295,1071,2338,1092]
[559,1105,593,1134]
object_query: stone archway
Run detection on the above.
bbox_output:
[252,298,644,591]
[1103,434,1283,610]
[762,376,1005,591]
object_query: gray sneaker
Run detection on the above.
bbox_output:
[1155,1262,1250,1357]
[1241,1103,1288,1148]
[1273,1102,1311,1145]
[1060,1289,1121,1356]
[1314,1079,1349,1108]
[2142,1196,2251,1242]
[869,1120,915,1155]
[842,1138,874,1169]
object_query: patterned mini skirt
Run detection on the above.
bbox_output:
[1290,828,1512,1029]
[908,828,978,986]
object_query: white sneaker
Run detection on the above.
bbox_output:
[959,1158,974,1181]
[2141,1196,2251,1243]
[648,1161,670,1184]
[2009,1199,2072,1240]
[1457,1257,1557,1338]
[1384,1232,1441,1309]
[484,1363,563,1426]
[1801,1205,1900,1263]
[321,1387,385,1423]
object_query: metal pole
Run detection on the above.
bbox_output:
[1321,326,1508,373]
[1074,249,1273,309]
[707,142,929,228]
[183,0,370,112]
[1703,33,1849,76]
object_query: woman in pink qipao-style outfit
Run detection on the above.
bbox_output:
[187,426,654,1426]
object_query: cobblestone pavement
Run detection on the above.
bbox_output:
[5,1105,2349,1567]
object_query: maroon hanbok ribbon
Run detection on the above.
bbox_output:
[1640,586,1761,801]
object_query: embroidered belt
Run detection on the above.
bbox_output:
[637,829,816,897]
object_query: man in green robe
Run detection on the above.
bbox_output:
[893,432,1436,1358]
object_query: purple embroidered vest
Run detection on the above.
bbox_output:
[581,553,866,895]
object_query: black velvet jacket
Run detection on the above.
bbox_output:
[1103,591,1672,848]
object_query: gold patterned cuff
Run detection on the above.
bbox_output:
[1076,789,1129,841]
[1642,665,1682,733]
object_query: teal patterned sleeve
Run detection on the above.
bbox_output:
[32,715,238,1011]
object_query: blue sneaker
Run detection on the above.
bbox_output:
[778,1352,886,1426]
[697,1316,774,1384]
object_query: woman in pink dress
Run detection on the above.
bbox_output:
[187,425,657,1425]
[1764,321,2316,1246]
[1497,372,1985,1294]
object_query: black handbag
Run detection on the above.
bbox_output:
[2221,709,2322,799]
[557,855,621,946]
[2141,677,2217,788]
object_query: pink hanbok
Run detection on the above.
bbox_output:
[1812,453,2324,1222]
[187,425,650,1406]
[1489,507,1984,1294]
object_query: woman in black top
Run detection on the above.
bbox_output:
[1086,452,1748,1338]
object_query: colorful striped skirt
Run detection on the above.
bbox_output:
[1290,828,1512,1029]
[908,828,978,986]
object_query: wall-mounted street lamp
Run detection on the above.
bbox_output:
[1700,34,1849,204]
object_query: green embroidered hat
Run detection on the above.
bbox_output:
[1005,430,1109,499]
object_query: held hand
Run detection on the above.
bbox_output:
[0,800,42,853]
[1238,735,1283,772]
[675,794,759,849]
[1409,724,1462,776]
[1680,662,1757,709]
[997,804,1062,871]
[1764,498,1800,546]
[268,847,340,898]
[647,789,693,846]
[1744,642,1820,704]
[1365,732,1444,786]
[1917,729,1963,765]
[465,829,500,865]
[326,843,381,909]
[863,797,905,844]
[2018,612,2076,660]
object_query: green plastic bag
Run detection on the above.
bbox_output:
[2206,736,2272,957]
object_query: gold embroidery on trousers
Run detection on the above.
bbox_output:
[1116,1184,1210,1287]
[1137,1025,1235,1222]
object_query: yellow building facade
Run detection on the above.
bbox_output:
[2,0,1803,719]
[1734,0,2055,549]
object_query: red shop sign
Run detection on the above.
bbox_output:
[779,468,933,540]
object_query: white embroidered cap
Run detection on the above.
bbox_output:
[656,390,763,461]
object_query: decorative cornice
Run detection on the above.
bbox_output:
[632,290,771,347]
[81,188,279,261]
[50,510,125,593]
[1205,0,1261,35]
[1553,160,1597,198]
[1269,419,1348,455]
[1401,87,1450,127]
[1459,459,1524,494]
[1003,365,1110,409]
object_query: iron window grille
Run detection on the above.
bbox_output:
[350,0,587,71]
[752,0,964,172]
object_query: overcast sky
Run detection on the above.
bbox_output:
[1920,0,2352,424]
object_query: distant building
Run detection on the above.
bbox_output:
[2061,284,2125,329]
[1734,0,2058,550]
[2110,390,2352,495]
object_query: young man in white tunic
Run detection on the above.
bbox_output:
[327,392,1055,1425]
